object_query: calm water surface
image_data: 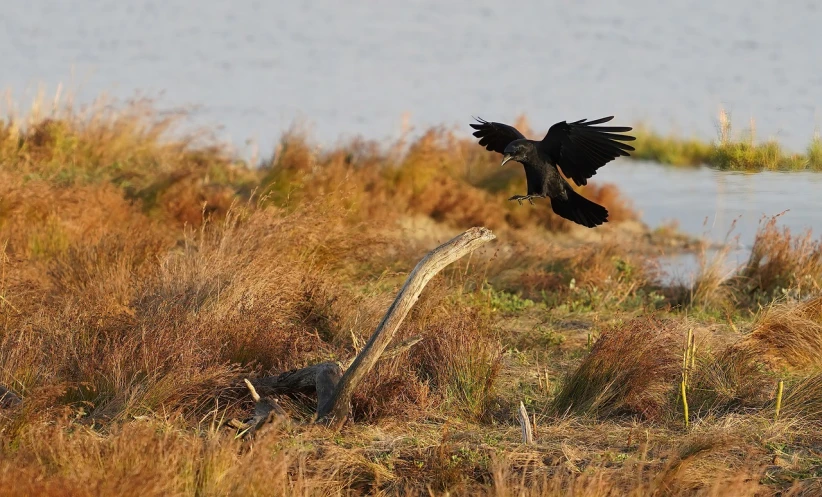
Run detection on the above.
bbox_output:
[3,0,822,277]
[3,1,822,153]
[596,161,822,282]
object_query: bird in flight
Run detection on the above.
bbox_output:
[469,116,636,228]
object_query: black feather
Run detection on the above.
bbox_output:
[467,114,634,228]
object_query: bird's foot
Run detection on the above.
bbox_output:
[508,195,535,205]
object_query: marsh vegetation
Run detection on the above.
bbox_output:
[1,96,821,496]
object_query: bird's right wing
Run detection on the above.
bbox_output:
[469,118,526,154]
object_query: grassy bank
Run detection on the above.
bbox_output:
[630,109,822,171]
[1,96,822,496]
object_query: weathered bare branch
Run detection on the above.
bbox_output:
[236,335,425,431]
[232,227,494,433]
[518,401,534,445]
[342,335,423,369]
[317,226,496,429]
[244,397,287,435]
[251,361,343,414]
[0,385,21,409]
[377,335,424,362]
[229,377,289,437]
[244,379,261,402]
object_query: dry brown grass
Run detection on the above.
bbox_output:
[778,372,822,431]
[683,214,822,312]
[687,236,738,313]
[1,95,821,495]
[686,345,775,415]
[742,296,822,372]
[0,95,252,228]
[0,413,800,497]
[736,215,822,302]
[259,126,638,234]
[552,317,685,421]
[415,309,503,421]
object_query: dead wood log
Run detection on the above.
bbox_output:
[250,335,424,399]
[318,227,496,429]
[251,361,344,412]
[230,364,342,436]
[0,385,21,409]
[366,335,423,364]
[238,335,424,433]
[227,379,289,436]
[518,401,534,445]
[229,379,289,436]
[236,227,495,432]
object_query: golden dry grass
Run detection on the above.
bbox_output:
[737,215,822,301]
[0,95,821,496]
[552,317,685,421]
[741,296,822,372]
[680,213,822,313]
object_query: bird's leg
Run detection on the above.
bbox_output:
[508,195,536,205]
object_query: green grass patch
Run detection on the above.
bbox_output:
[631,111,822,172]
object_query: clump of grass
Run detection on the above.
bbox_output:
[1,94,254,228]
[552,317,684,421]
[686,345,775,415]
[684,214,822,313]
[687,296,822,416]
[776,373,822,431]
[686,222,740,312]
[710,111,806,171]
[735,214,822,303]
[417,309,503,421]
[2,92,240,180]
[807,133,822,169]
[688,243,735,313]
[741,296,822,372]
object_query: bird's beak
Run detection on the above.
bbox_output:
[500,154,514,167]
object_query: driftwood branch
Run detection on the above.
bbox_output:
[518,401,534,445]
[318,227,496,429]
[369,335,423,363]
[0,385,21,409]
[227,379,289,436]
[251,361,343,411]
[234,227,495,433]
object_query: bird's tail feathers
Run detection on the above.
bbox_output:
[550,189,609,228]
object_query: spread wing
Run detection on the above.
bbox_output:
[469,117,526,154]
[539,116,636,186]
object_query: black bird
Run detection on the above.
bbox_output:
[470,116,636,228]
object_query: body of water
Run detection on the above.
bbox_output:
[3,1,821,154]
[596,160,822,282]
[3,0,822,272]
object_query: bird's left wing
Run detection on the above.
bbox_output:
[540,116,636,186]
[469,118,526,154]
